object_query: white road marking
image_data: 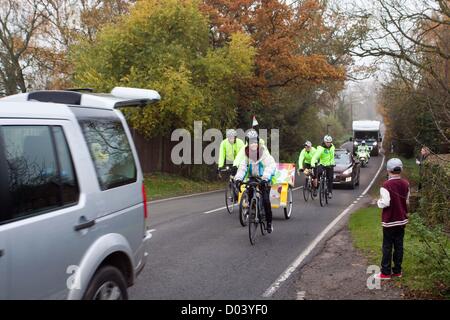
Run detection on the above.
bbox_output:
[296,291,306,300]
[361,156,385,196]
[202,206,228,214]
[148,189,223,204]
[262,155,385,298]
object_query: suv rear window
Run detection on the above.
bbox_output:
[73,108,137,190]
[0,125,79,224]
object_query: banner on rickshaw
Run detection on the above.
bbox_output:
[272,163,295,186]
[270,163,295,208]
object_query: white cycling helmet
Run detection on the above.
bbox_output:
[304,141,312,147]
[323,135,333,143]
[226,129,237,138]
[361,140,366,145]
[246,129,258,139]
[245,129,259,144]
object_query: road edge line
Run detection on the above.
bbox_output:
[262,154,385,298]
[148,189,223,204]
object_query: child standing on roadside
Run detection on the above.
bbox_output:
[375,158,410,280]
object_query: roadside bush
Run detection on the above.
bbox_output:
[418,155,450,231]
[408,213,450,298]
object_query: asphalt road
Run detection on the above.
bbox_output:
[129,155,384,300]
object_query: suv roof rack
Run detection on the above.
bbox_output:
[0,87,161,110]
[66,88,94,92]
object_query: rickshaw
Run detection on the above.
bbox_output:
[238,163,295,226]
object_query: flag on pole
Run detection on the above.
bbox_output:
[252,115,258,127]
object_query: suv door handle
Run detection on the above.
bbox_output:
[74,218,96,231]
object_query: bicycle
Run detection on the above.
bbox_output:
[239,177,270,245]
[301,168,315,202]
[239,186,250,227]
[317,165,333,207]
[219,166,238,214]
[283,184,294,219]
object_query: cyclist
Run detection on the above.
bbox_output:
[235,130,276,233]
[218,129,244,176]
[311,135,335,198]
[357,140,371,159]
[297,141,317,175]
[233,129,265,169]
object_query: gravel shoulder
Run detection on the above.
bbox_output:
[292,224,405,300]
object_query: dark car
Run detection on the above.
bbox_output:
[333,149,360,189]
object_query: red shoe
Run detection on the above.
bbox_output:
[374,272,391,280]
[392,273,402,278]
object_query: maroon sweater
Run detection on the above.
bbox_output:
[381,177,410,227]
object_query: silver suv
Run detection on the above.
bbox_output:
[0,87,158,299]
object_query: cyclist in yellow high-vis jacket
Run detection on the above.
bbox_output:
[297,141,317,173]
[218,129,244,175]
[311,135,335,198]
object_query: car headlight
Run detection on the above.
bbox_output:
[373,142,377,146]
[353,141,358,145]
[343,167,353,175]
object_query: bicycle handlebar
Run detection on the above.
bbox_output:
[313,164,335,168]
[219,166,239,174]
[239,177,267,188]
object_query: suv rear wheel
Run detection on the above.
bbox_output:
[83,266,128,300]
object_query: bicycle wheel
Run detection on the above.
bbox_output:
[260,217,266,235]
[319,178,325,207]
[302,178,309,201]
[225,181,235,214]
[239,190,250,227]
[259,199,266,235]
[310,178,316,200]
[324,178,329,205]
[284,186,293,219]
[248,199,258,245]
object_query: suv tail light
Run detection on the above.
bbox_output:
[142,183,148,220]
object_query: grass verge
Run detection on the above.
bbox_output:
[350,154,449,299]
[349,207,450,299]
[144,172,224,201]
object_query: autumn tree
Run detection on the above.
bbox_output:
[71,0,255,137]
[37,0,135,89]
[200,0,367,159]
[0,0,134,94]
[0,0,46,95]
[354,0,450,154]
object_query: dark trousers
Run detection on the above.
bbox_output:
[381,226,405,275]
[248,184,273,224]
[317,165,334,192]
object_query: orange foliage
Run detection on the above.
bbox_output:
[201,0,345,107]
